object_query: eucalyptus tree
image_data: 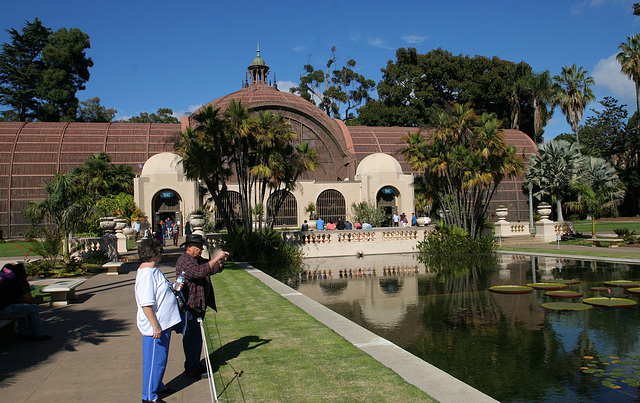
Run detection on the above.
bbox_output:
[553,64,595,147]
[525,140,583,222]
[617,34,640,134]
[402,103,523,237]
[565,157,624,237]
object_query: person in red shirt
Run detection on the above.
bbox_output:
[175,235,228,379]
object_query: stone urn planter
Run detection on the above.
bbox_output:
[189,214,206,235]
[537,204,552,221]
[122,227,135,238]
[114,218,127,233]
[307,219,317,230]
[99,216,116,234]
[495,206,508,221]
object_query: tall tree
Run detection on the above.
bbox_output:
[290,47,374,122]
[0,18,51,121]
[358,47,536,138]
[38,27,93,121]
[553,64,595,147]
[0,19,93,122]
[77,97,117,122]
[122,107,179,123]
[525,140,583,222]
[617,34,640,135]
[402,103,523,237]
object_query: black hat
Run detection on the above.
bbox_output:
[180,234,207,248]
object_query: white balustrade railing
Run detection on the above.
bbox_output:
[282,227,436,246]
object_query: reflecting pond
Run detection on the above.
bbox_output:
[290,253,640,402]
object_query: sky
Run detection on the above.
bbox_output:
[1,0,639,142]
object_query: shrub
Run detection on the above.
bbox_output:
[613,228,638,244]
[85,249,109,265]
[221,227,303,280]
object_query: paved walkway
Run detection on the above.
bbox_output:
[1,240,640,402]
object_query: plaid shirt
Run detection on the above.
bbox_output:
[175,252,221,313]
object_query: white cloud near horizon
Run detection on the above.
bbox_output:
[402,34,428,44]
[173,104,203,118]
[592,53,636,105]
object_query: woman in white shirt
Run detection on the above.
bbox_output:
[135,238,181,403]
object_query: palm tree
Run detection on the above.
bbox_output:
[525,140,583,222]
[617,34,640,134]
[566,157,624,237]
[524,71,554,144]
[402,104,523,237]
[23,173,89,261]
[553,64,595,147]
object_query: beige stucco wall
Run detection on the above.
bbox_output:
[134,152,414,229]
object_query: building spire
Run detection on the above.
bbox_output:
[248,42,269,86]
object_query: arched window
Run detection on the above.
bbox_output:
[214,190,242,228]
[267,190,297,226]
[316,189,345,224]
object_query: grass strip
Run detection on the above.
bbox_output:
[204,263,433,402]
[499,246,640,260]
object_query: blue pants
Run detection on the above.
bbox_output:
[182,313,203,372]
[0,303,46,337]
[142,330,171,401]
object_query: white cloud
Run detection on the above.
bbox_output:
[174,104,203,118]
[277,80,297,93]
[350,32,361,42]
[592,53,636,104]
[293,45,306,52]
[368,38,393,50]
[402,34,428,44]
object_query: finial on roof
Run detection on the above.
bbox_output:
[251,42,265,66]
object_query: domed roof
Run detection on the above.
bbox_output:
[141,152,183,176]
[356,153,403,176]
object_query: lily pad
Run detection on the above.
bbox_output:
[541,279,580,285]
[627,287,640,295]
[545,290,584,298]
[604,280,640,288]
[527,282,568,290]
[583,297,638,307]
[489,285,533,294]
[542,302,593,311]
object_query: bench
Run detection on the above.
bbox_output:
[587,238,623,248]
[103,261,123,275]
[40,279,86,306]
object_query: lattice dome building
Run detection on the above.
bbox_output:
[0,49,537,238]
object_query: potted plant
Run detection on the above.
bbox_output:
[305,202,317,229]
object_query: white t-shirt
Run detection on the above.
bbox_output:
[135,266,182,336]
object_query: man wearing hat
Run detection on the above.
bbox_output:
[175,234,228,379]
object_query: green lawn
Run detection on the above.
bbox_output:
[0,240,36,258]
[205,263,433,402]
[571,221,640,234]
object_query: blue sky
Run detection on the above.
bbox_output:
[1,0,639,141]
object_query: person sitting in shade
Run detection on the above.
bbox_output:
[0,262,52,342]
[336,219,345,230]
[316,217,325,231]
[362,222,372,229]
[354,222,362,229]
[326,221,336,230]
[301,220,309,231]
[344,221,352,230]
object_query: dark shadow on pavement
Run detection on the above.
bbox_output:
[0,306,128,387]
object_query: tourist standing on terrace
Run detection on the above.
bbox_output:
[176,234,228,379]
[134,238,181,402]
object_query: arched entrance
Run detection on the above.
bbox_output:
[376,186,399,227]
[153,189,183,233]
